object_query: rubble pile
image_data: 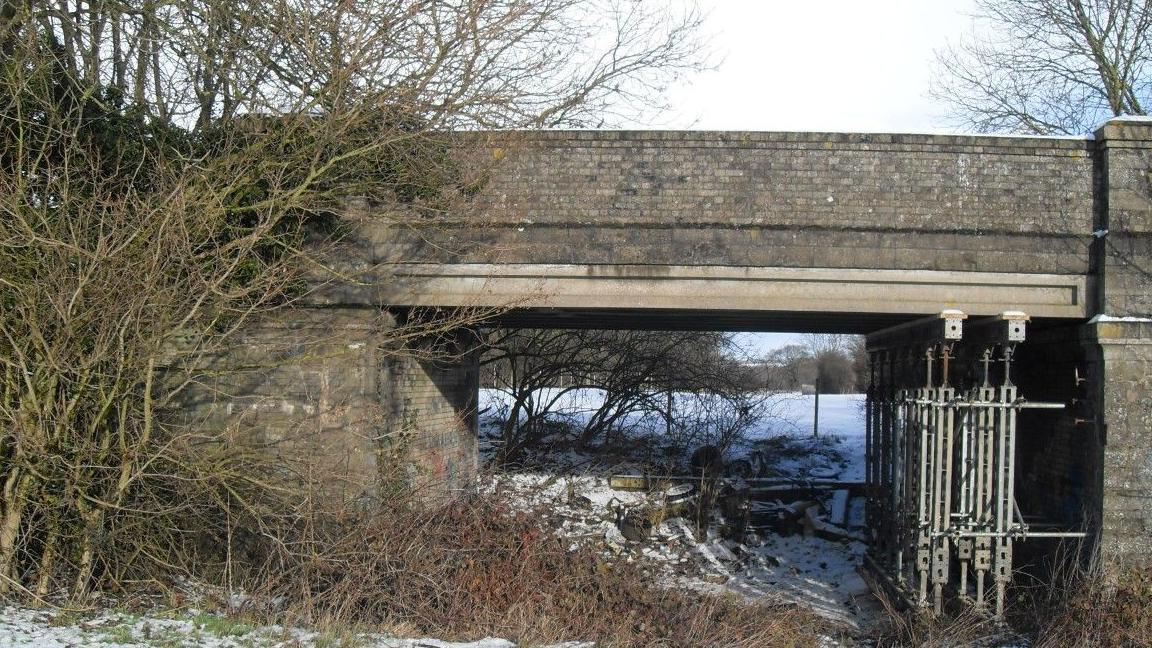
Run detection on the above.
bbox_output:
[487,465,878,627]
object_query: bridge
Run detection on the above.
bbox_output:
[184,119,1152,571]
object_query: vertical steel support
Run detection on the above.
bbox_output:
[865,311,965,610]
[863,311,1070,618]
[993,344,1017,618]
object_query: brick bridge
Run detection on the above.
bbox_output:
[190,119,1152,565]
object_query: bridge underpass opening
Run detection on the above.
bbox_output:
[474,308,1098,622]
[477,320,873,621]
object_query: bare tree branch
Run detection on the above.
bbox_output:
[932,0,1151,134]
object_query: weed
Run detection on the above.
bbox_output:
[314,629,366,648]
[99,623,136,644]
[48,610,87,627]
[191,611,256,638]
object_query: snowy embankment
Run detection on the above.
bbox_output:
[2,391,872,646]
[0,607,593,648]
[479,389,878,630]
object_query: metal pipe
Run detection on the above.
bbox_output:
[899,399,1065,409]
[931,531,1088,539]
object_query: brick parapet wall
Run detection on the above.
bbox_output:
[354,129,1098,280]
[469,130,1094,232]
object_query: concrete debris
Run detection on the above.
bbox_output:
[479,391,881,630]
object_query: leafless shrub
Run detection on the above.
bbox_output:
[0,0,709,602]
[481,330,770,464]
[251,491,825,647]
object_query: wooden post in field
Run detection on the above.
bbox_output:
[812,379,820,438]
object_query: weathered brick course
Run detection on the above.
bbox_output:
[342,130,1104,289]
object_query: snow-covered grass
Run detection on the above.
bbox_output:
[0,606,571,648]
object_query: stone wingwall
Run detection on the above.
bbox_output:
[167,309,478,505]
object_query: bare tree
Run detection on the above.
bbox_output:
[759,344,808,392]
[480,329,761,463]
[0,0,708,130]
[0,0,709,599]
[932,0,1151,134]
[801,334,861,394]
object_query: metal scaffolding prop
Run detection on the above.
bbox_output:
[863,311,1084,617]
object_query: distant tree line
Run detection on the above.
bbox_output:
[742,335,867,394]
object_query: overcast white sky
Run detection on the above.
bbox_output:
[644,0,980,356]
[654,0,979,133]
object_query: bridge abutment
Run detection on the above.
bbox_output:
[1091,119,1152,564]
[1017,319,1152,567]
[1085,320,1152,564]
[168,308,479,506]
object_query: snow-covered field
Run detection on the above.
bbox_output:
[479,389,879,630]
[745,393,867,482]
[479,388,867,481]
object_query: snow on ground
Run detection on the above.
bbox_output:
[479,389,880,631]
[742,393,867,483]
[0,606,594,648]
[484,470,876,629]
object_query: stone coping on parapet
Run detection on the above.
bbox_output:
[1083,317,1152,345]
[454,116,1152,148]
[457,128,1094,153]
[1095,116,1152,142]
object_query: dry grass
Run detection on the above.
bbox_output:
[868,586,1010,648]
[252,493,827,647]
[1028,564,1152,648]
[872,609,1011,648]
[869,553,1152,647]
